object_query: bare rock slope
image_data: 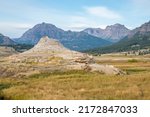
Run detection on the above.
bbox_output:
[84,24,130,42]
[10,36,124,75]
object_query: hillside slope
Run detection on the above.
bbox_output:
[0,33,16,45]
[87,21,150,54]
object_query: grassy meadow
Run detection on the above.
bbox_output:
[0,54,150,100]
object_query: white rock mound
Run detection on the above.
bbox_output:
[10,36,124,75]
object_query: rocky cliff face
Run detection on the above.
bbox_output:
[14,23,111,51]
[84,24,130,42]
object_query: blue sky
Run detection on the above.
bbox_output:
[0,0,150,38]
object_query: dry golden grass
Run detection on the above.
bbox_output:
[0,55,150,100]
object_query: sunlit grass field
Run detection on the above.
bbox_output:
[0,55,150,100]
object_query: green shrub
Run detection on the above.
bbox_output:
[128,59,138,63]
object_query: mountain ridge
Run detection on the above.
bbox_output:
[0,33,16,45]
[86,21,150,54]
[14,22,112,51]
[83,23,130,42]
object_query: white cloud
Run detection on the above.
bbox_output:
[62,16,89,31]
[65,16,93,31]
[84,6,122,19]
[64,6,123,31]
[12,23,32,30]
[64,15,109,31]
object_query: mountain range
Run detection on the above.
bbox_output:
[87,21,150,54]
[83,24,130,42]
[0,20,150,53]
[13,23,111,51]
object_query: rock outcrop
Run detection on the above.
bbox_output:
[10,36,124,75]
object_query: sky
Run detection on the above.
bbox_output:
[0,0,150,38]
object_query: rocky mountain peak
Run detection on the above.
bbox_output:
[84,23,130,42]
[33,22,60,30]
[18,23,65,45]
[105,23,127,30]
[114,23,122,26]
[114,23,124,27]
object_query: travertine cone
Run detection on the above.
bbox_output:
[11,36,93,63]
[9,36,125,75]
